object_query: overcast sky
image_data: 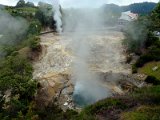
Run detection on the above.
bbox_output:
[0,0,159,8]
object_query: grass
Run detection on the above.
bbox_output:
[15,7,38,13]
[131,85,160,104]
[75,98,136,120]
[75,85,160,120]
[138,61,160,80]
[121,105,160,120]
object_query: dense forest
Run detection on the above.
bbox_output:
[122,2,157,14]
[0,0,160,120]
[102,2,157,15]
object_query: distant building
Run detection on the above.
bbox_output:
[119,11,138,25]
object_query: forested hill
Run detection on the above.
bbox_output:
[102,2,157,15]
[122,2,157,14]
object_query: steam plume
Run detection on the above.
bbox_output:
[63,8,111,105]
[0,10,28,57]
[52,0,62,33]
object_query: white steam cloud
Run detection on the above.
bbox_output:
[0,10,28,56]
[52,0,62,33]
[63,8,111,105]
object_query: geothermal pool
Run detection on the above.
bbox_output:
[33,30,132,109]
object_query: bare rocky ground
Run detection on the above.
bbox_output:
[33,30,147,111]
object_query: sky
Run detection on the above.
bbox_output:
[0,0,159,8]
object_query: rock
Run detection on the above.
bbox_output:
[3,90,11,103]
[112,86,124,95]
[48,80,55,88]
[119,80,137,92]
[133,73,148,81]
[39,80,48,88]
[152,66,159,71]
[64,102,68,106]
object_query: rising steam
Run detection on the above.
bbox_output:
[53,0,128,106]
[52,0,62,33]
[0,10,28,57]
[63,9,111,105]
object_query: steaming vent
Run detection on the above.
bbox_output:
[32,0,133,109]
[53,0,62,33]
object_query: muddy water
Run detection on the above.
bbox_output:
[33,30,131,110]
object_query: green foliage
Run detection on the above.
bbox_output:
[101,2,156,17]
[131,86,160,104]
[145,76,160,85]
[6,6,38,20]
[37,104,78,120]
[28,35,41,51]
[16,0,35,8]
[27,20,41,35]
[135,45,160,67]
[0,54,37,119]
[132,64,138,73]
[35,2,55,28]
[145,31,159,47]
[16,0,25,8]
[25,2,35,8]
[1,46,17,57]
[75,98,129,120]
[138,61,160,81]
[122,2,157,15]
[123,16,150,53]
[150,2,160,30]
[121,106,160,120]
[0,55,36,92]
[152,2,160,20]
[127,14,160,68]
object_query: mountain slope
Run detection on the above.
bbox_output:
[122,2,157,14]
[102,2,157,15]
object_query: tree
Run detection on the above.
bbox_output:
[25,2,35,7]
[151,2,160,30]
[35,2,56,28]
[16,0,25,7]
[27,20,41,35]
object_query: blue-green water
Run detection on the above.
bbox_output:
[73,93,96,107]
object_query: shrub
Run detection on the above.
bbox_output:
[145,76,160,85]
[131,86,160,104]
[132,64,138,73]
[0,54,37,119]
[145,32,159,48]
[135,54,153,67]
[27,20,41,35]
[28,35,40,51]
[121,106,160,120]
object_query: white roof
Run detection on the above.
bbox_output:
[119,11,138,21]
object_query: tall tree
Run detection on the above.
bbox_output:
[16,0,25,7]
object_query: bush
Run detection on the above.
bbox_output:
[27,20,41,35]
[132,64,138,73]
[121,106,160,120]
[0,54,37,119]
[135,54,154,67]
[145,76,160,85]
[135,45,160,67]
[131,86,160,104]
[35,3,56,28]
[145,32,159,48]
[28,35,40,51]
